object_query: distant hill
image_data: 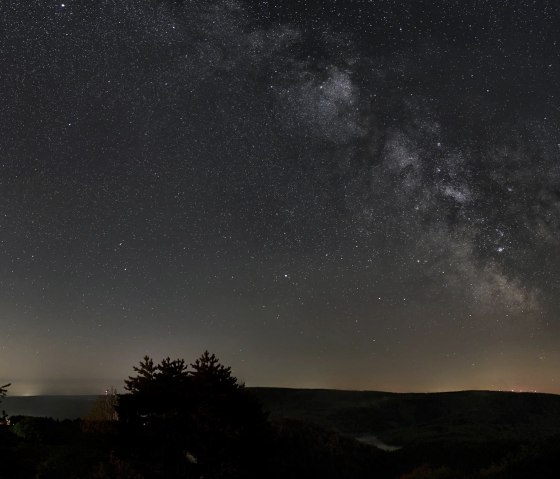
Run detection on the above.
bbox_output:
[251,388,560,445]
[4,388,560,445]
[4,388,560,478]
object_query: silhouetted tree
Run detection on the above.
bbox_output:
[116,352,269,478]
[83,387,119,434]
[1,383,10,423]
[124,355,158,394]
[118,356,191,432]
[0,383,10,400]
[94,387,119,421]
[188,351,269,478]
[191,351,239,391]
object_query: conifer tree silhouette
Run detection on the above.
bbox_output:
[116,352,268,478]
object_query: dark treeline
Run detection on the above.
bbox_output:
[2,354,560,478]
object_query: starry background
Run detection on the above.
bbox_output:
[1,0,560,395]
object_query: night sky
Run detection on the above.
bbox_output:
[2,0,560,395]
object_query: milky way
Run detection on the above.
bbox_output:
[1,0,560,394]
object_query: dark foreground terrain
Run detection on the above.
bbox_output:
[2,388,560,478]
